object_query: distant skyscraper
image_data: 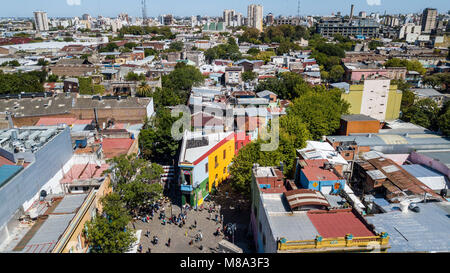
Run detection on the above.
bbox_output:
[421,8,437,33]
[266,13,274,26]
[34,11,49,32]
[223,9,235,27]
[142,0,148,20]
[247,4,263,32]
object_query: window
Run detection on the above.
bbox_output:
[223,149,226,159]
[215,156,218,168]
[205,163,208,173]
[223,167,227,174]
[345,153,350,157]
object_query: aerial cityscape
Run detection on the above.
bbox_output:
[0,0,449,260]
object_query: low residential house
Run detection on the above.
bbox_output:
[234,59,264,72]
[411,88,446,108]
[63,78,79,93]
[225,66,244,86]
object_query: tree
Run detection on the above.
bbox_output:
[0,71,45,94]
[136,81,152,97]
[99,42,119,53]
[329,65,345,83]
[169,41,184,51]
[47,74,59,82]
[288,89,349,140]
[438,109,450,136]
[139,108,182,164]
[385,58,426,75]
[37,58,49,66]
[78,77,94,94]
[368,40,383,50]
[242,71,257,83]
[85,192,136,253]
[246,47,260,56]
[104,154,163,215]
[256,72,311,100]
[401,98,439,130]
[124,42,138,49]
[125,72,146,82]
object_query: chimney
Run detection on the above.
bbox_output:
[350,4,354,21]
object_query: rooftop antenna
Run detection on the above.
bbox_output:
[297,0,301,18]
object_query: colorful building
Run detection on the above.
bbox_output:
[334,77,402,121]
[178,130,246,207]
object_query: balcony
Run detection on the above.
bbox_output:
[180,184,193,192]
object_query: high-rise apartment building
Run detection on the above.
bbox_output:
[223,9,235,26]
[421,8,437,33]
[247,4,263,32]
[34,11,49,32]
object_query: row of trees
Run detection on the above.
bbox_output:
[205,37,242,63]
[138,62,205,164]
[0,70,47,94]
[119,26,175,40]
[238,25,309,45]
[230,73,349,194]
[396,79,449,135]
[85,154,164,253]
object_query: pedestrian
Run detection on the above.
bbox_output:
[167,238,171,247]
[218,204,221,212]
[132,222,135,229]
[221,214,224,223]
[138,244,142,253]
[215,214,218,222]
[147,247,151,253]
[185,231,188,237]
[209,212,212,220]
[194,220,197,228]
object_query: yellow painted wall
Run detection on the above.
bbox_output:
[341,85,363,114]
[386,86,402,121]
[54,177,112,253]
[207,138,235,192]
[341,84,402,121]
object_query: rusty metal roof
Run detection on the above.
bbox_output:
[367,157,444,201]
[284,189,330,211]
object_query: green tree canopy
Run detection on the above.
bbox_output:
[384,58,426,75]
[85,192,136,253]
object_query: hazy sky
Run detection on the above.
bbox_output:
[0,0,448,18]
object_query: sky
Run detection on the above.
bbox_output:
[0,0,448,18]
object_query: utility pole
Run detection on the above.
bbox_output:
[297,0,301,18]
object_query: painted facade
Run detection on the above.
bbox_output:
[179,131,242,207]
[341,80,402,121]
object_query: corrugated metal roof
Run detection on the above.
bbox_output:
[308,209,375,238]
[52,194,87,214]
[268,212,319,241]
[21,214,75,253]
[366,202,450,252]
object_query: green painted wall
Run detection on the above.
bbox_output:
[192,177,209,207]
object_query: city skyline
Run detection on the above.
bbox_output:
[0,0,449,18]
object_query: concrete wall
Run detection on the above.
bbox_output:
[361,79,390,121]
[0,127,73,244]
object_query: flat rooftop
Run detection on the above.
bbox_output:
[366,202,450,252]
